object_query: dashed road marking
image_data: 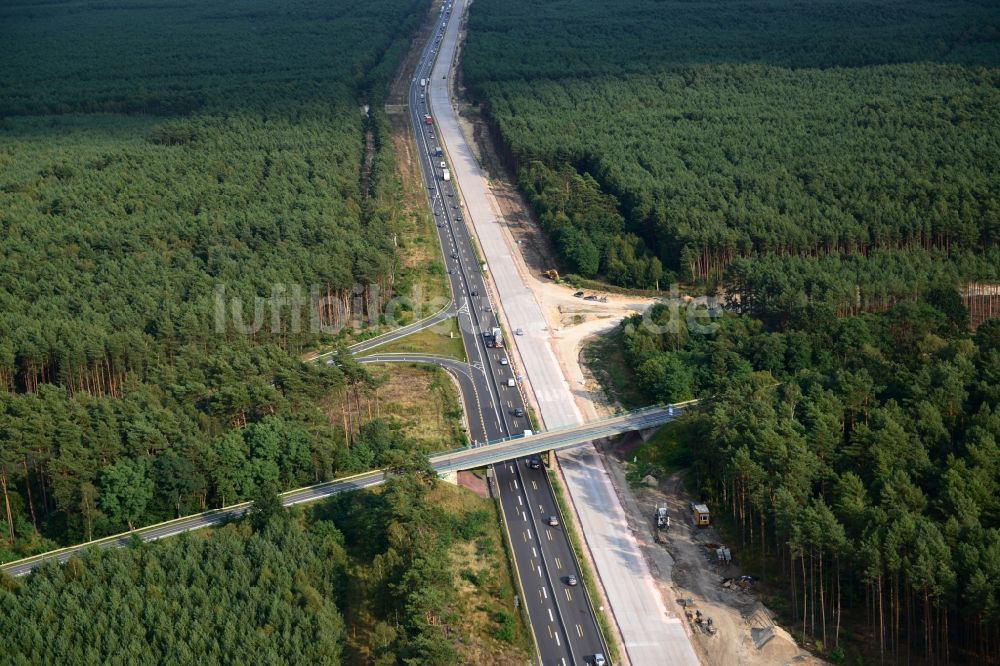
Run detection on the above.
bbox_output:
[555,557,562,570]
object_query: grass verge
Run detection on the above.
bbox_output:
[361,316,467,360]
[322,361,466,452]
[547,469,621,665]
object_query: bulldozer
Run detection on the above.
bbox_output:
[544,269,560,282]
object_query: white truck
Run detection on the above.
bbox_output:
[420,78,427,87]
[442,168,451,182]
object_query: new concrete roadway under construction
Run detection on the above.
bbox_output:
[427,0,700,663]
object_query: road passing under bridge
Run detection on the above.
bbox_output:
[1,403,694,578]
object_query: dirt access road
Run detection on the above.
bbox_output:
[449,15,825,664]
[606,462,826,666]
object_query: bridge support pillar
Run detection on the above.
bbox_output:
[639,426,662,443]
[438,470,459,485]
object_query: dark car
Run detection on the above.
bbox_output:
[573,291,585,298]
[512,408,525,418]
[526,455,542,469]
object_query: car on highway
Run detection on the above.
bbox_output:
[566,574,578,586]
[548,515,559,527]
[526,455,542,469]
[447,269,455,275]
[500,357,508,365]
[470,289,478,296]
[451,252,458,259]
[512,408,525,417]
[515,327,524,335]
[592,654,606,666]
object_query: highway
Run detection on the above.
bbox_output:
[427,0,700,663]
[407,6,609,663]
[2,6,680,665]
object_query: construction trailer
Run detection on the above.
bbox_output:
[691,503,711,527]
[655,505,669,529]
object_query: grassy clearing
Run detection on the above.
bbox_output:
[363,316,467,360]
[583,327,648,410]
[547,469,620,665]
[425,483,536,664]
[389,110,452,309]
[323,362,466,451]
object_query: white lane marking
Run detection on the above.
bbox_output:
[554,631,561,647]
[522,512,527,522]
[509,465,514,474]
[576,624,583,638]
[532,547,537,558]
[548,609,554,622]
[517,495,522,506]
[537,565,542,577]
[532,480,538,490]
[542,586,547,599]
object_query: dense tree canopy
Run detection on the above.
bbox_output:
[0,0,430,562]
[464,0,1000,286]
[1,472,529,665]
[621,295,1000,661]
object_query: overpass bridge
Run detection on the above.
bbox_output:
[1,403,695,578]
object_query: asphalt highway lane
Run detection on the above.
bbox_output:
[408,6,608,663]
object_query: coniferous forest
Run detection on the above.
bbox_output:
[461,0,1000,661]
[463,0,1000,293]
[0,0,428,560]
[2,471,529,664]
[619,296,1000,662]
